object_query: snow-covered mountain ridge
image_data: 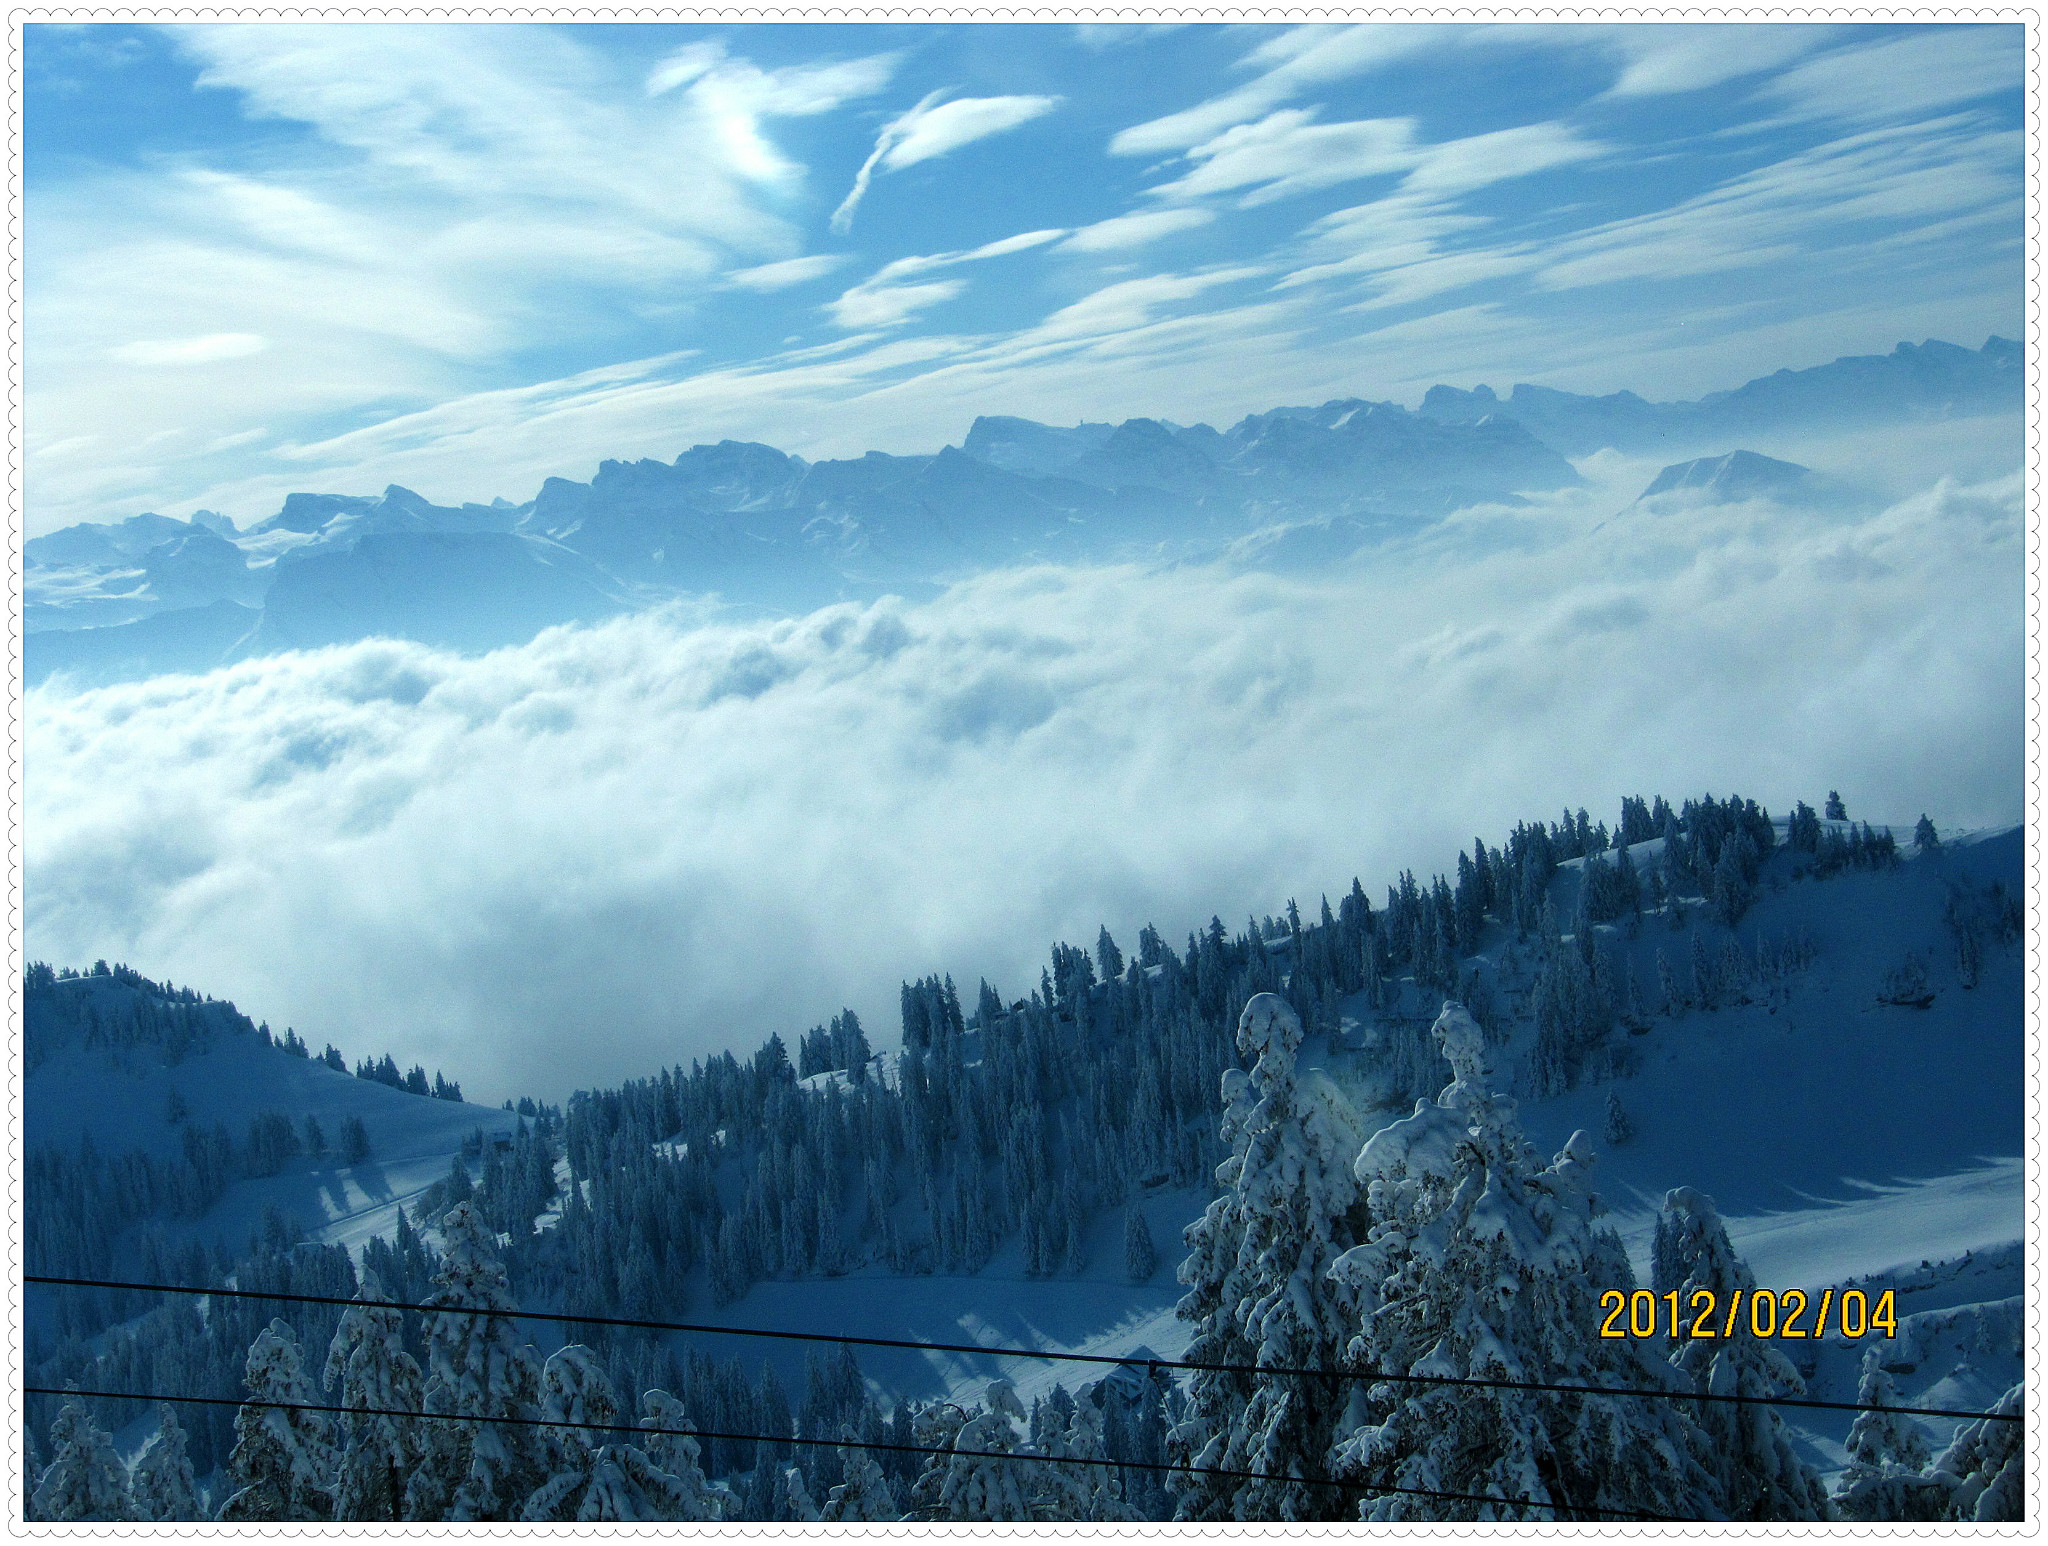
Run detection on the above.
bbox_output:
[1419,335,2021,455]
[26,335,2019,689]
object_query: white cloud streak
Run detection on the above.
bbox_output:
[110,332,269,366]
[1758,25,2020,124]
[1111,24,1453,155]
[1107,22,1833,158]
[884,95,1063,170]
[25,440,2020,1103]
[832,92,1062,233]
[1597,23,1838,97]
[824,229,1068,331]
[1146,110,1602,209]
[1061,206,1218,252]
[1533,115,2017,291]
[724,254,853,292]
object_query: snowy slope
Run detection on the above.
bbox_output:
[1511,825,2021,1233]
[1325,822,2024,1473]
[527,824,2022,1466]
[23,817,2020,1499]
[707,825,2022,1454]
[592,1184,1204,1416]
[26,971,518,1259]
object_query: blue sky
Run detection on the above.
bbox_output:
[23,21,2024,534]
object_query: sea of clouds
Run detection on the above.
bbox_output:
[24,431,2022,1103]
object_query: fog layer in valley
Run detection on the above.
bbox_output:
[25,429,2021,1102]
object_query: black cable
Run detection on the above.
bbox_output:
[23,1272,2022,1425]
[19,1383,1681,1521]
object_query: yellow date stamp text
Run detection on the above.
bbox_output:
[1599,1287,1897,1340]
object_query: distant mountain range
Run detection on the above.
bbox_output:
[1419,335,2021,454]
[25,335,2020,690]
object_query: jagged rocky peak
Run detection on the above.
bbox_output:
[958,414,1116,477]
[1418,382,1499,421]
[254,491,381,535]
[1224,394,1584,494]
[143,525,258,608]
[25,509,196,567]
[1638,449,1812,502]
[1064,416,1219,491]
[375,483,438,515]
[667,439,807,510]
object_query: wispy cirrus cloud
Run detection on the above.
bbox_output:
[1108,21,1840,159]
[1757,25,2022,124]
[1532,114,2019,292]
[1265,88,2012,319]
[831,91,1063,233]
[641,40,900,185]
[1110,24,1452,155]
[1594,22,1838,97]
[1018,266,1269,346]
[27,25,906,527]
[824,229,1067,330]
[110,331,269,366]
[1145,109,1601,209]
[1146,110,1416,205]
[1061,206,1217,253]
[724,253,853,292]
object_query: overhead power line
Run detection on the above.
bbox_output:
[20,1383,1682,1522]
[24,1273,2020,1426]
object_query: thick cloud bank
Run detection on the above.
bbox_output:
[26,444,2021,1102]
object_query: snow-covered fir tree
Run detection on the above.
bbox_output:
[1656,947,1683,1015]
[22,1425,47,1515]
[522,1344,708,1520]
[1328,1002,1720,1521]
[1167,992,1368,1521]
[217,1319,340,1521]
[1650,1187,1828,1519]
[523,1343,614,1518]
[1033,1391,1138,1520]
[1603,1090,1634,1146]
[1832,1348,1944,1520]
[927,1380,1034,1520]
[1924,1381,2023,1521]
[639,1388,732,1520]
[1102,1365,1174,1519]
[1844,1348,1932,1474]
[324,1268,423,1521]
[780,1465,822,1520]
[130,1403,200,1521]
[1124,1205,1158,1281]
[821,1426,900,1520]
[403,1200,549,1521]
[32,1400,141,1521]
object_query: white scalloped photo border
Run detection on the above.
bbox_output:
[4,11,2036,1537]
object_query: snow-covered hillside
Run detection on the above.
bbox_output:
[25,967,519,1268]
[649,818,2024,1469]
[22,802,2024,1521]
